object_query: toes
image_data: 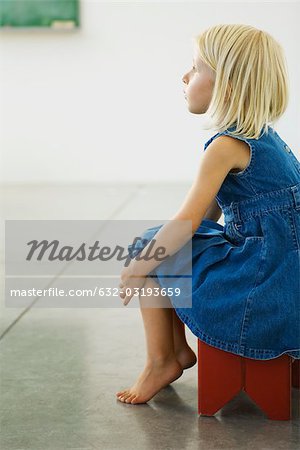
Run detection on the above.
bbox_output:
[118,390,132,402]
[123,391,133,402]
[116,391,151,405]
[125,393,136,403]
[116,390,126,397]
[130,395,143,404]
[117,390,128,401]
[116,389,138,404]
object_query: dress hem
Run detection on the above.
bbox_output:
[174,308,300,361]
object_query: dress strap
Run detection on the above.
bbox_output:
[203,132,223,151]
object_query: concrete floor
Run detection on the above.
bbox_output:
[0,183,299,450]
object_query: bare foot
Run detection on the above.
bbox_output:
[176,346,197,370]
[116,357,183,404]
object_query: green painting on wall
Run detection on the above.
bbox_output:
[0,0,80,28]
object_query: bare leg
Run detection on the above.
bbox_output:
[116,277,183,404]
[171,212,219,367]
[173,212,219,365]
[172,310,197,369]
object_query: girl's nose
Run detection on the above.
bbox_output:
[182,73,188,84]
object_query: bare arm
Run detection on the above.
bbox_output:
[128,136,241,277]
[203,197,222,222]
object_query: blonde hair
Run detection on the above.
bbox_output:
[194,24,289,139]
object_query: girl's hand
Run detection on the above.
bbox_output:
[118,265,147,306]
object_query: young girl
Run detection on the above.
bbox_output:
[116,24,300,405]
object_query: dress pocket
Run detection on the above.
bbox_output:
[224,218,265,244]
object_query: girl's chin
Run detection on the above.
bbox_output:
[187,105,202,115]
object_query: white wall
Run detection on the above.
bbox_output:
[0,1,299,184]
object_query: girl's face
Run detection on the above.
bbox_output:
[182,51,215,114]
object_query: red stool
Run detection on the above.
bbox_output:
[198,340,300,420]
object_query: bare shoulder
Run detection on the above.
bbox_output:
[205,134,251,173]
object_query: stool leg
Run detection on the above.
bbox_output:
[292,359,300,388]
[245,355,292,420]
[198,340,242,415]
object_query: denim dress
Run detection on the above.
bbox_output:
[127,125,300,360]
